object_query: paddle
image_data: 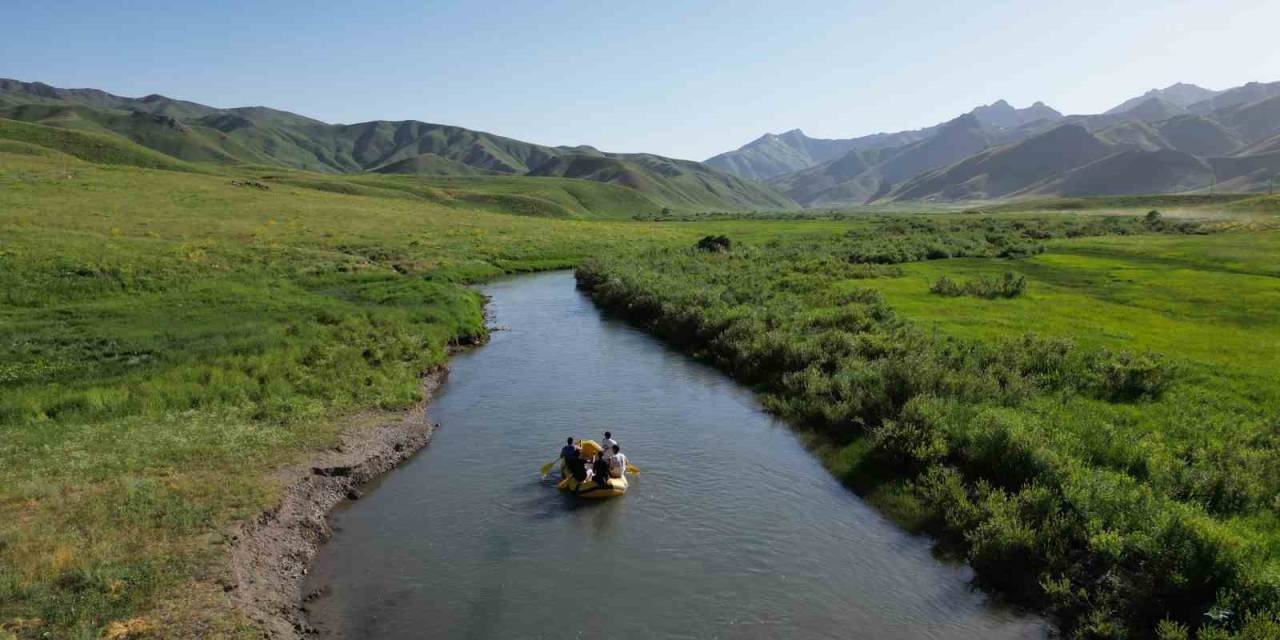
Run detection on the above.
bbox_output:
[539,459,560,477]
[626,463,640,474]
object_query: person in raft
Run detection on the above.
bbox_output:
[560,437,587,482]
[600,431,618,454]
[607,445,627,478]
[591,451,612,487]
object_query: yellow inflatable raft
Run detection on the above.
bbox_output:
[557,473,629,498]
[556,439,630,498]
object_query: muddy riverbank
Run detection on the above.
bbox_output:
[225,369,447,638]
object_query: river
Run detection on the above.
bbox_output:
[305,271,1049,639]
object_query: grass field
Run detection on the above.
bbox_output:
[577,218,1280,639]
[860,233,1280,376]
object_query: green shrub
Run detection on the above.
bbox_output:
[930,272,1026,299]
[929,275,965,296]
[1090,350,1174,401]
[695,235,732,252]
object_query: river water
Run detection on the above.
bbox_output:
[305,271,1049,639]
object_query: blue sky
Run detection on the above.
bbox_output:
[2,0,1277,160]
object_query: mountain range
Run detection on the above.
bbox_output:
[709,81,1280,205]
[4,77,1280,210]
[0,78,797,212]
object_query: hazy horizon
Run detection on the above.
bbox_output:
[3,0,1278,160]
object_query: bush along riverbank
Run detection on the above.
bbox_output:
[575,220,1280,639]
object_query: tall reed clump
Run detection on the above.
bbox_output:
[574,221,1278,639]
[930,272,1026,298]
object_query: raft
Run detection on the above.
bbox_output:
[552,439,631,498]
[557,473,628,498]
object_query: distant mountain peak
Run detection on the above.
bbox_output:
[967,101,1061,129]
[1107,83,1219,114]
[1116,96,1186,121]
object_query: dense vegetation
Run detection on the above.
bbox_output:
[576,218,1280,639]
[843,214,1202,264]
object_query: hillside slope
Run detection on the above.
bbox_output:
[0,117,198,171]
[706,100,1057,182]
[1155,115,1244,156]
[370,153,498,176]
[528,153,799,210]
[704,128,927,181]
[1028,149,1213,197]
[889,124,1114,200]
[719,78,1280,205]
[783,80,1280,204]
[772,114,997,205]
[0,78,794,213]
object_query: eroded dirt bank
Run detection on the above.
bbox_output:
[224,368,447,638]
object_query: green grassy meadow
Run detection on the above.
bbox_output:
[3,128,1280,639]
[860,233,1280,379]
[577,217,1280,639]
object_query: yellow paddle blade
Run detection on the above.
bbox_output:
[626,463,640,474]
[539,460,557,476]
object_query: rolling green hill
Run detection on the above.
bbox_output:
[0,118,732,220]
[1,103,267,165]
[371,153,499,176]
[527,153,798,210]
[0,118,198,171]
[0,78,796,213]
